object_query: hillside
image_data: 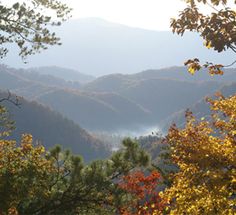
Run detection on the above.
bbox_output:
[0,91,110,162]
[37,90,150,131]
[1,65,235,132]
[0,65,81,99]
[0,65,236,131]
[161,82,236,132]
[83,71,225,122]
[133,67,236,82]
[37,73,225,130]
[26,66,95,83]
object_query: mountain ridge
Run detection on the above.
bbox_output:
[0,90,110,162]
[2,18,235,76]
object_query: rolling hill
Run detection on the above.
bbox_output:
[82,70,226,122]
[0,90,109,162]
[37,89,150,131]
[1,64,235,132]
[161,82,236,132]
[26,66,95,83]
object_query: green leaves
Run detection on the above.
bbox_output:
[0,115,151,215]
[0,0,71,59]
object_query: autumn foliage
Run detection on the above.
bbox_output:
[0,106,152,214]
[0,134,52,215]
[0,0,236,214]
[119,170,165,215]
[162,94,236,214]
[171,0,236,75]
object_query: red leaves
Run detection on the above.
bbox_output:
[118,171,165,215]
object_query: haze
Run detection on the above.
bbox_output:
[6,0,186,30]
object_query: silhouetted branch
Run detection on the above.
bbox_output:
[224,59,236,68]
[0,90,21,108]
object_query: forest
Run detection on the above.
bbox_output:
[0,0,235,214]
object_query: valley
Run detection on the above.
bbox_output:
[0,63,235,157]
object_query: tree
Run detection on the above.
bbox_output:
[118,170,165,215]
[0,108,151,215]
[162,95,236,214]
[159,1,236,214]
[0,0,71,59]
[171,0,236,75]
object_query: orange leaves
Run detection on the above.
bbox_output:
[21,134,33,152]
[163,95,236,214]
[184,58,225,76]
[120,171,161,198]
[118,171,165,215]
[184,58,201,75]
[7,207,18,215]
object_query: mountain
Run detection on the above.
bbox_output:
[0,64,87,100]
[161,82,236,132]
[82,70,225,122]
[0,90,110,162]
[31,69,229,130]
[0,65,150,131]
[1,65,235,132]
[133,67,236,82]
[37,90,150,131]
[26,66,95,83]
[2,18,235,76]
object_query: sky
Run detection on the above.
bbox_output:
[59,0,187,30]
[5,0,230,31]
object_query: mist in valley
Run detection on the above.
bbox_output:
[1,16,236,158]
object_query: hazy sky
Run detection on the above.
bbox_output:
[5,0,223,30]
[60,0,186,30]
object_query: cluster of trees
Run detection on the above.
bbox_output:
[1,92,235,214]
[0,0,235,214]
[0,113,151,214]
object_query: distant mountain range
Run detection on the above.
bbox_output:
[2,18,235,76]
[1,18,235,161]
[161,82,236,132]
[1,64,235,133]
[26,66,95,83]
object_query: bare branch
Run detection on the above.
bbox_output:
[224,59,236,68]
[0,90,21,108]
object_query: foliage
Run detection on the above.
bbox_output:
[171,0,236,75]
[162,95,236,214]
[0,107,151,215]
[118,170,165,215]
[0,105,14,137]
[0,0,71,59]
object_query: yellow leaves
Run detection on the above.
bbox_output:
[35,146,45,154]
[185,58,201,75]
[0,131,10,137]
[0,132,54,206]
[143,206,148,210]
[21,134,33,145]
[188,66,196,75]
[7,207,18,215]
[231,177,236,184]
[164,95,236,214]
[204,40,212,49]
[21,143,33,152]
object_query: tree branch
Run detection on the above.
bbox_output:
[0,90,21,108]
